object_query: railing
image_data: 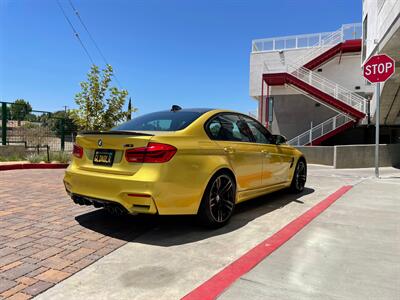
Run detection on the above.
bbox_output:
[262,29,344,71]
[294,29,342,67]
[287,65,367,114]
[257,23,365,145]
[252,23,361,53]
[288,114,353,146]
[262,25,367,116]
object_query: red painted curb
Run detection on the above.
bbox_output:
[0,163,69,171]
[182,185,353,300]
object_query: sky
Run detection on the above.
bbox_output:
[0,0,362,116]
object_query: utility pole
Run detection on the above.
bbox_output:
[61,106,68,152]
[2,102,7,146]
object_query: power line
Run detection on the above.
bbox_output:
[67,0,124,89]
[55,0,95,66]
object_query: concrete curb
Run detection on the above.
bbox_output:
[0,163,69,171]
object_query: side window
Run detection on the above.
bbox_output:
[208,118,222,139]
[143,119,172,131]
[241,115,273,144]
[207,114,253,142]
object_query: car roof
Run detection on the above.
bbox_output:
[154,108,215,113]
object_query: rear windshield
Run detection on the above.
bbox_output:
[111,111,204,131]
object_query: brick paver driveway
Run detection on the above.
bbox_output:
[0,169,153,299]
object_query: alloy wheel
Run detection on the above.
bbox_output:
[208,174,235,223]
[295,161,306,191]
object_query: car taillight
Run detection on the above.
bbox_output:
[73,144,83,158]
[125,142,177,163]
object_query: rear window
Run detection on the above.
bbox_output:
[111,111,204,131]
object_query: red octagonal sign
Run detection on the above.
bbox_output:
[363,54,395,83]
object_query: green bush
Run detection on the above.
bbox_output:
[50,151,71,163]
[26,153,48,163]
[0,154,26,162]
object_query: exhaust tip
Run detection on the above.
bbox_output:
[93,201,104,208]
[105,204,127,216]
[72,196,85,205]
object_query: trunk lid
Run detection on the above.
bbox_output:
[74,131,155,175]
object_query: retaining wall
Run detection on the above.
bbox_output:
[297,144,400,169]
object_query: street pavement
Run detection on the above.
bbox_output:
[219,176,400,300]
[25,165,399,300]
[0,169,151,299]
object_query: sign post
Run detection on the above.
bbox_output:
[375,82,380,178]
[363,54,395,178]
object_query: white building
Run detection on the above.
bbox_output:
[362,0,400,126]
[249,2,399,146]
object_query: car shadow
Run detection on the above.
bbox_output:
[76,187,314,246]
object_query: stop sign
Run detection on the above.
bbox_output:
[363,54,395,83]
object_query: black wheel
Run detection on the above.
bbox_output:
[290,159,307,193]
[198,172,236,228]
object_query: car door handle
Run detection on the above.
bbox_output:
[224,147,235,154]
[261,150,271,157]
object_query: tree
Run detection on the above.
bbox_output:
[126,97,138,121]
[40,110,78,139]
[10,99,32,125]
[70,64,129,131]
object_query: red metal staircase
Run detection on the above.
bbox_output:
[263,72,365,119]
[261,33,366,146]
[303,39,361,70]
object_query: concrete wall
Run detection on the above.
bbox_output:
[296,144,400,169]
[270,94,337,140]
[387,144,400,168]
[296,146,334,166]
[334,144,394,169]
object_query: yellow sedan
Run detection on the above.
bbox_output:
[64,107,306,227]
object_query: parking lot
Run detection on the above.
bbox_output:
[1,165,399,299]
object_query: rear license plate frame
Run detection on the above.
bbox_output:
[93,149,115,167]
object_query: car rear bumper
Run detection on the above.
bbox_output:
[64,166,158,214]
[64,151,219,216]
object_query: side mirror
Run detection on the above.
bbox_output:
[272,134,287,145]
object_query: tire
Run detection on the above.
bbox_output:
[198,172,236,228]
[290,159,307,193]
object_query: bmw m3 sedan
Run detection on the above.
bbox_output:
[64,107,306,227]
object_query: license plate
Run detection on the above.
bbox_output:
[93,149,115,167]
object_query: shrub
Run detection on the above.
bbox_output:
[26,153,48,163]
[0,154,26,162]
[50,151,71,163]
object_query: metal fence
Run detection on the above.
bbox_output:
[1,101,77,157]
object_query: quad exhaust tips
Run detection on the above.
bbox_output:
[105,205,126,216]
[71,194,127,216]
[72,195,93,206]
